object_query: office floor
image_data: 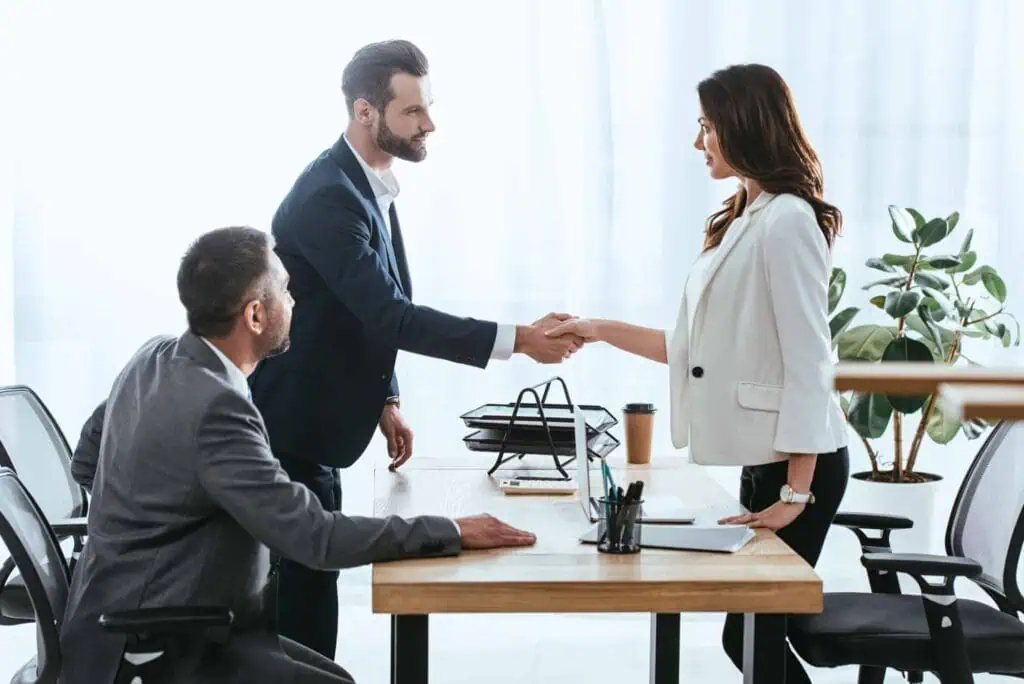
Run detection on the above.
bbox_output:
[0,447,1013,683]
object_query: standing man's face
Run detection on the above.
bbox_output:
[372,73,436,162]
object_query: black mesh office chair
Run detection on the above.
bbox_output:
[790,420,1024,683]
[0,385,89,625]
[0,467,233,683]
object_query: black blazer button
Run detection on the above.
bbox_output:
[691,366,704,378]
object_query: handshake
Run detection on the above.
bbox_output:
[514,312,597,364]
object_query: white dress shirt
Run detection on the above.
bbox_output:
[343,135,516,360]
[201,337,251,398]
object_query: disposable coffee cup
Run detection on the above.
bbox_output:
[623,403,656,465]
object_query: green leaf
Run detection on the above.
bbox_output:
[982,270,1007,303]
[960,228,974,254]
[927,400,962,445]
[906,309,946,359]
[948,250,977,273]
[869,295,886,310]
[925,255,962,269]
[881,337,933,413]
[835,325,898,362]
[829,306,860,341]
[962,418,988,440]
[883,253,916,268]
[914,272,950,290]
[863,275,909,291]
[907,208,927,231]
[913,218,950,247]
[920,287,957,319]
[884,289,923,319]
[1006,313,1022,346]
[1001,326,1012,348]
[954,299,974,320]
[840,394,851,416]
[946,211,960,235]
[889,206,914,244]
[865,257,897,274]
[828,268,847,314]
[848,392,894,439]
[963,265,994,286]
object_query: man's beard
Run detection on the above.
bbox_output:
[261,333,291,360]
[376,115,426,162]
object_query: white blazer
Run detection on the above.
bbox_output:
[666,192,848,467]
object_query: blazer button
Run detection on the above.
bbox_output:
[691,366,704,378]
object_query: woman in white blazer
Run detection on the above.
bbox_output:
[548,64,849,683]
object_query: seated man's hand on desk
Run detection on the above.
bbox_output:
[456,514,537,550]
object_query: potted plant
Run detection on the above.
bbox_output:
[827,206,1019,553]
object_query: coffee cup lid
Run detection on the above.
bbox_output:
[623,403,656,413]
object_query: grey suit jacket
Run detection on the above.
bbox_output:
[60,332,460,684]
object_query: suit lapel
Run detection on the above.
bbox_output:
[692,192,775,317]
[389,205,413,297]
[328,136,405,293]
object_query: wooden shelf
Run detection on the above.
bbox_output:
[830,362,1024,395]
[938,383,1024,421]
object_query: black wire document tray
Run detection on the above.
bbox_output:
[463,428,620,459]
[459,403,618,434]
[461,376,620,478]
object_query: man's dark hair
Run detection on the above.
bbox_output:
[177,226,271,338]
[342,40,428,117]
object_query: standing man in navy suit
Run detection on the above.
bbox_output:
[249,39,581,659]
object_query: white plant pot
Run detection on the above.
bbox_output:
[841,472,943,592]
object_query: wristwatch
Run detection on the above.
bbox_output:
[385,396,401,408]
[780,484,814,505]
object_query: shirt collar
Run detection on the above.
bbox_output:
[343,133,400,204]
[744,191,775,216]
[200,337,251,399]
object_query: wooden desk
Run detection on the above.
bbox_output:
[372,458,821,684]
[939,383,1024,420]
[831,361,1024,395]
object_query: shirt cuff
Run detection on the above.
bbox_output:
[450,518,461,537]
[489,323,517,360]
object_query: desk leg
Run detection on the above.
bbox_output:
[741,613,786,684]
[649,613,680,684]
[391,614,428,684]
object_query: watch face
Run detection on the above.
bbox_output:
[780,485,792,501]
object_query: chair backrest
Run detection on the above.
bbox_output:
[0,385,87,522]
[946,420,1024,614]
[0,467,71,681]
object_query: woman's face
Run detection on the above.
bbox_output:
[693,108,734,180]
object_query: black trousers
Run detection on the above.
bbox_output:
[722,447,850,683]
[274,456,343,660]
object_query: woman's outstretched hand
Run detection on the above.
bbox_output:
[545,318,601,343]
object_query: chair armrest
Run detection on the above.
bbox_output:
[99,606,234,635]
[862,553,982,581]
[834,512,914,531]
[51,516,88,538]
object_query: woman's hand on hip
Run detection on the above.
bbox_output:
[719,501,805,531]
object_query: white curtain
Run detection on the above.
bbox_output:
[5,0,1023,480]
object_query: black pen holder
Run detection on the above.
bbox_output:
[596,497,643,554]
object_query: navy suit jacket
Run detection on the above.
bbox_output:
[249,136,498,468]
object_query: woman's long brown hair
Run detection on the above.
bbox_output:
[697,64,842,251]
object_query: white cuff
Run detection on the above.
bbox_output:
[450,518,461,536]
[489,323,517,360]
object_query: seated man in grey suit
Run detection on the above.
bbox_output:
[60,225,536,684]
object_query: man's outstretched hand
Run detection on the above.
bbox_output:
[455,514,537,549]
[514,312,585,363]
